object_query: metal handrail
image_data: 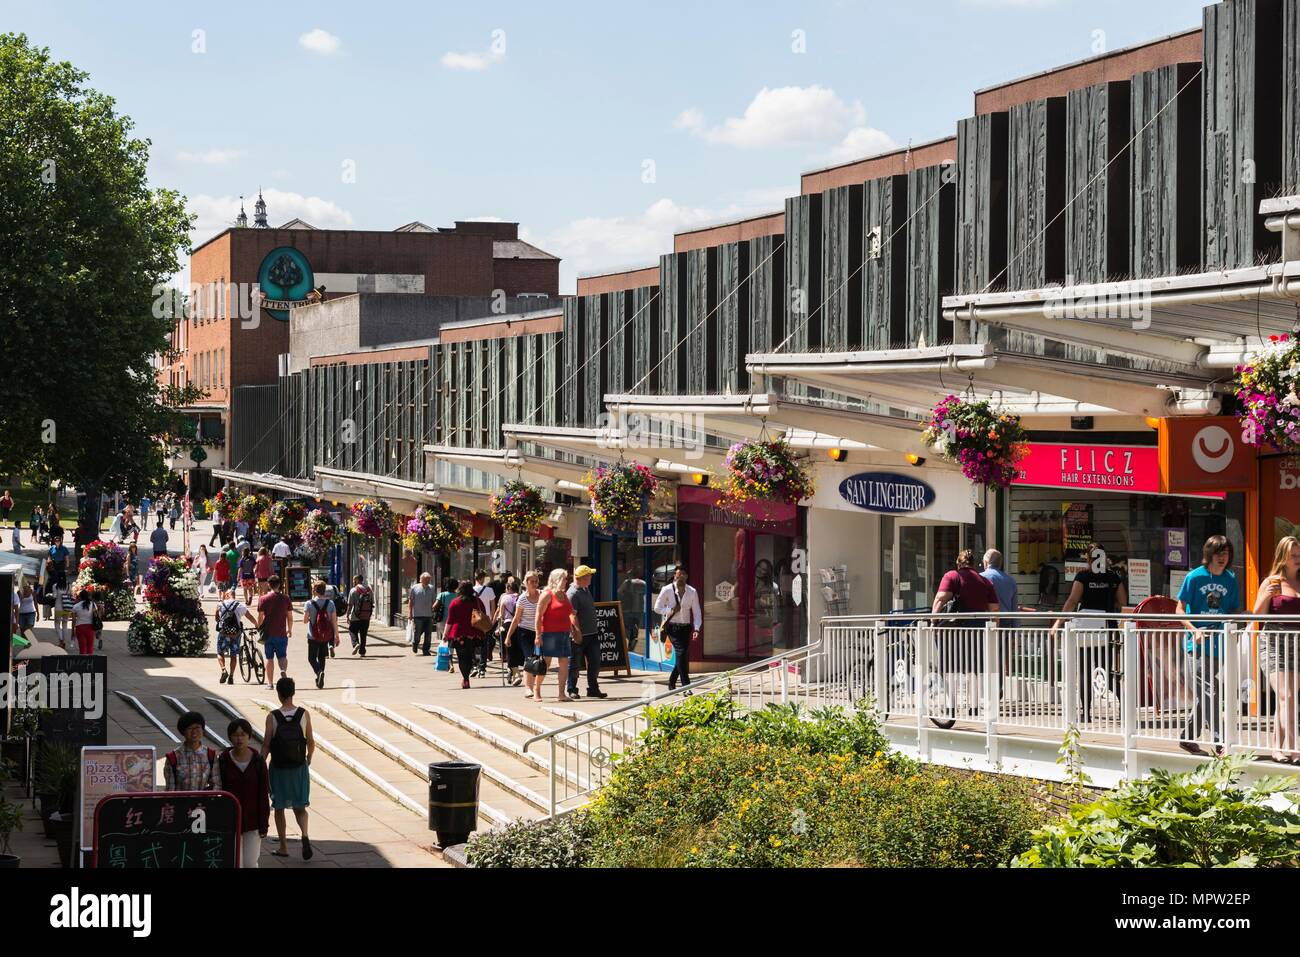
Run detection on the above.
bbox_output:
[824,612,1300,624]
[521,639,822,755]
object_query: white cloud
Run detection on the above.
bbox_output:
[681,85,869,149]
[187,189,354,242]
[441,48,503,71]
[523,197,784,293]
[674,108,705,132]
[176,148,245,165]
[299,28,341,56]
[826,127,900,164]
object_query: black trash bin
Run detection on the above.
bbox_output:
[428,761,481,847]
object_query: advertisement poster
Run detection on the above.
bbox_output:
[1163,528,1189,569]
[1062,502,1094,557]
[1127,558,1152,604]
[1064,561,1088,583]
[80,746,156,851]
[1169,569,1190,599]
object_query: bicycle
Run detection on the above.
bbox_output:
[834,618,957,730]
[237,627,266,685]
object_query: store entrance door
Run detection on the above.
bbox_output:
[891,521,968,612]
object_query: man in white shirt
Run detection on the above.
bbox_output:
[271,538,292,560]
[653,565,702,690]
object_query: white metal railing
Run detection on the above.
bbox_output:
[522,642,826,816]
[524,611,1300,816]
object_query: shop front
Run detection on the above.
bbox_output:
[1009,437,1249,610]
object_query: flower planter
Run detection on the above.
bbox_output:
[49,815,74,869]
[36,791,58,838]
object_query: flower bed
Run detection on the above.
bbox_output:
[1234,335,1300,451]
[468,693,1044,868]
[297,508,341,560]
[127,555,207,657]
[74,540,135,620]
[586,462,659,531]
[401,506,468,556]
[488,480,545,533]
[349,498,395,538]
[922,394,1028,488]
[717,438,813,509]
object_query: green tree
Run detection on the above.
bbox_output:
[0,33,200,533]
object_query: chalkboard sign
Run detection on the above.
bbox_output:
[286,565,312,601]
[93,790,242,868]
[39,654,108,748]
[592,602,630,676]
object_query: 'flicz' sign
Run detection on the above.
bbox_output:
[837,472,936,515]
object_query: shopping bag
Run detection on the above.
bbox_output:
[406,620,414,646]
[435,641,452,672]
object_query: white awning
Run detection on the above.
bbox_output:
[424,445,589,494]
[312,466,436,511]
[211,469,319,498]
[745,343,1220,418]
[501,423,727,476]
[602,392,930,459]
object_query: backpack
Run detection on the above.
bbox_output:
[217,600,243,637]
[351,587,374,622]
[166,747,217,788]
[269,710,307,767]
[307,598,337,643]
[430,592,445,625]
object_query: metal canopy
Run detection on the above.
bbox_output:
[500,423,728,476]
[312,466,435,510]
[424,444,589,494]
[745,343,1220,418]
[942,261,1300,358]
[211,468,320,499]
[603,392,930,459]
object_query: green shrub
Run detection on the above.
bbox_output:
[466,812,594,868]
[1013,755,1300,868]
[586,726,1043,868]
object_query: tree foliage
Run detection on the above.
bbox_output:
[0,33,197,498]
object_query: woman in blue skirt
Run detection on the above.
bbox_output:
[263,676,315,860]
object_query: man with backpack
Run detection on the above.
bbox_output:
[214,587,257,685]
[164,712,221,791]
[303,580,338,689]
[263,677,314,861]
[346,574,374,656]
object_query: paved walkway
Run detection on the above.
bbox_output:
[9,517,672,868]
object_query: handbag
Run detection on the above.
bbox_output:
[470,605,493,635]
[939,570,964,615]
[523,654,548,677]
[655,588,683,644]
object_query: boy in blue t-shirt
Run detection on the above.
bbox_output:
[1176,535,1239,755]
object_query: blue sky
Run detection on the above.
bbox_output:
[6,0,1209,291]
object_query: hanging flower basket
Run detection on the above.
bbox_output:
[260,499,307,536]
[402,506,469,556]
[297,509,341,560]
[489,480,546,533]
[717,438,814,509]
[204,488,229,516]
[922,394,1029,489]
[585,461,659,531]
[233,492,270,526]
[349,497,396,538]
[1234,334,1300,451]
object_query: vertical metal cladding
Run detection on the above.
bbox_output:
[956,113,1009,297]
[906,164,956,348]
[783,193,822,356]
[657,252,680,397]
[1202,0,1284,269]
[716,241,743,393]
[1066,81,1132,283]
[1131,63,1203,278]
[820,184,855,353]
[862,175,908,350]
[1288,0,1300,192]
[1007,97,1068,290]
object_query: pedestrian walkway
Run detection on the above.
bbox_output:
[11,516,672,867]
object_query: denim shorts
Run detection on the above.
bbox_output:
[264,634,288,660]
[540,630,572,659]
[217,632,242,657]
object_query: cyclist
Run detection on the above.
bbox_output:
[215,585,257,685]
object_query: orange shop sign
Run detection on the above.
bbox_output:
[1158,416,1255,493]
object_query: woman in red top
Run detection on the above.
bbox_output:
[213,553,231,591]
[218,718,270,868]
[445,580,488,689]
[533,568,578,703]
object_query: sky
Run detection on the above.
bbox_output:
[5,0,1212,292]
